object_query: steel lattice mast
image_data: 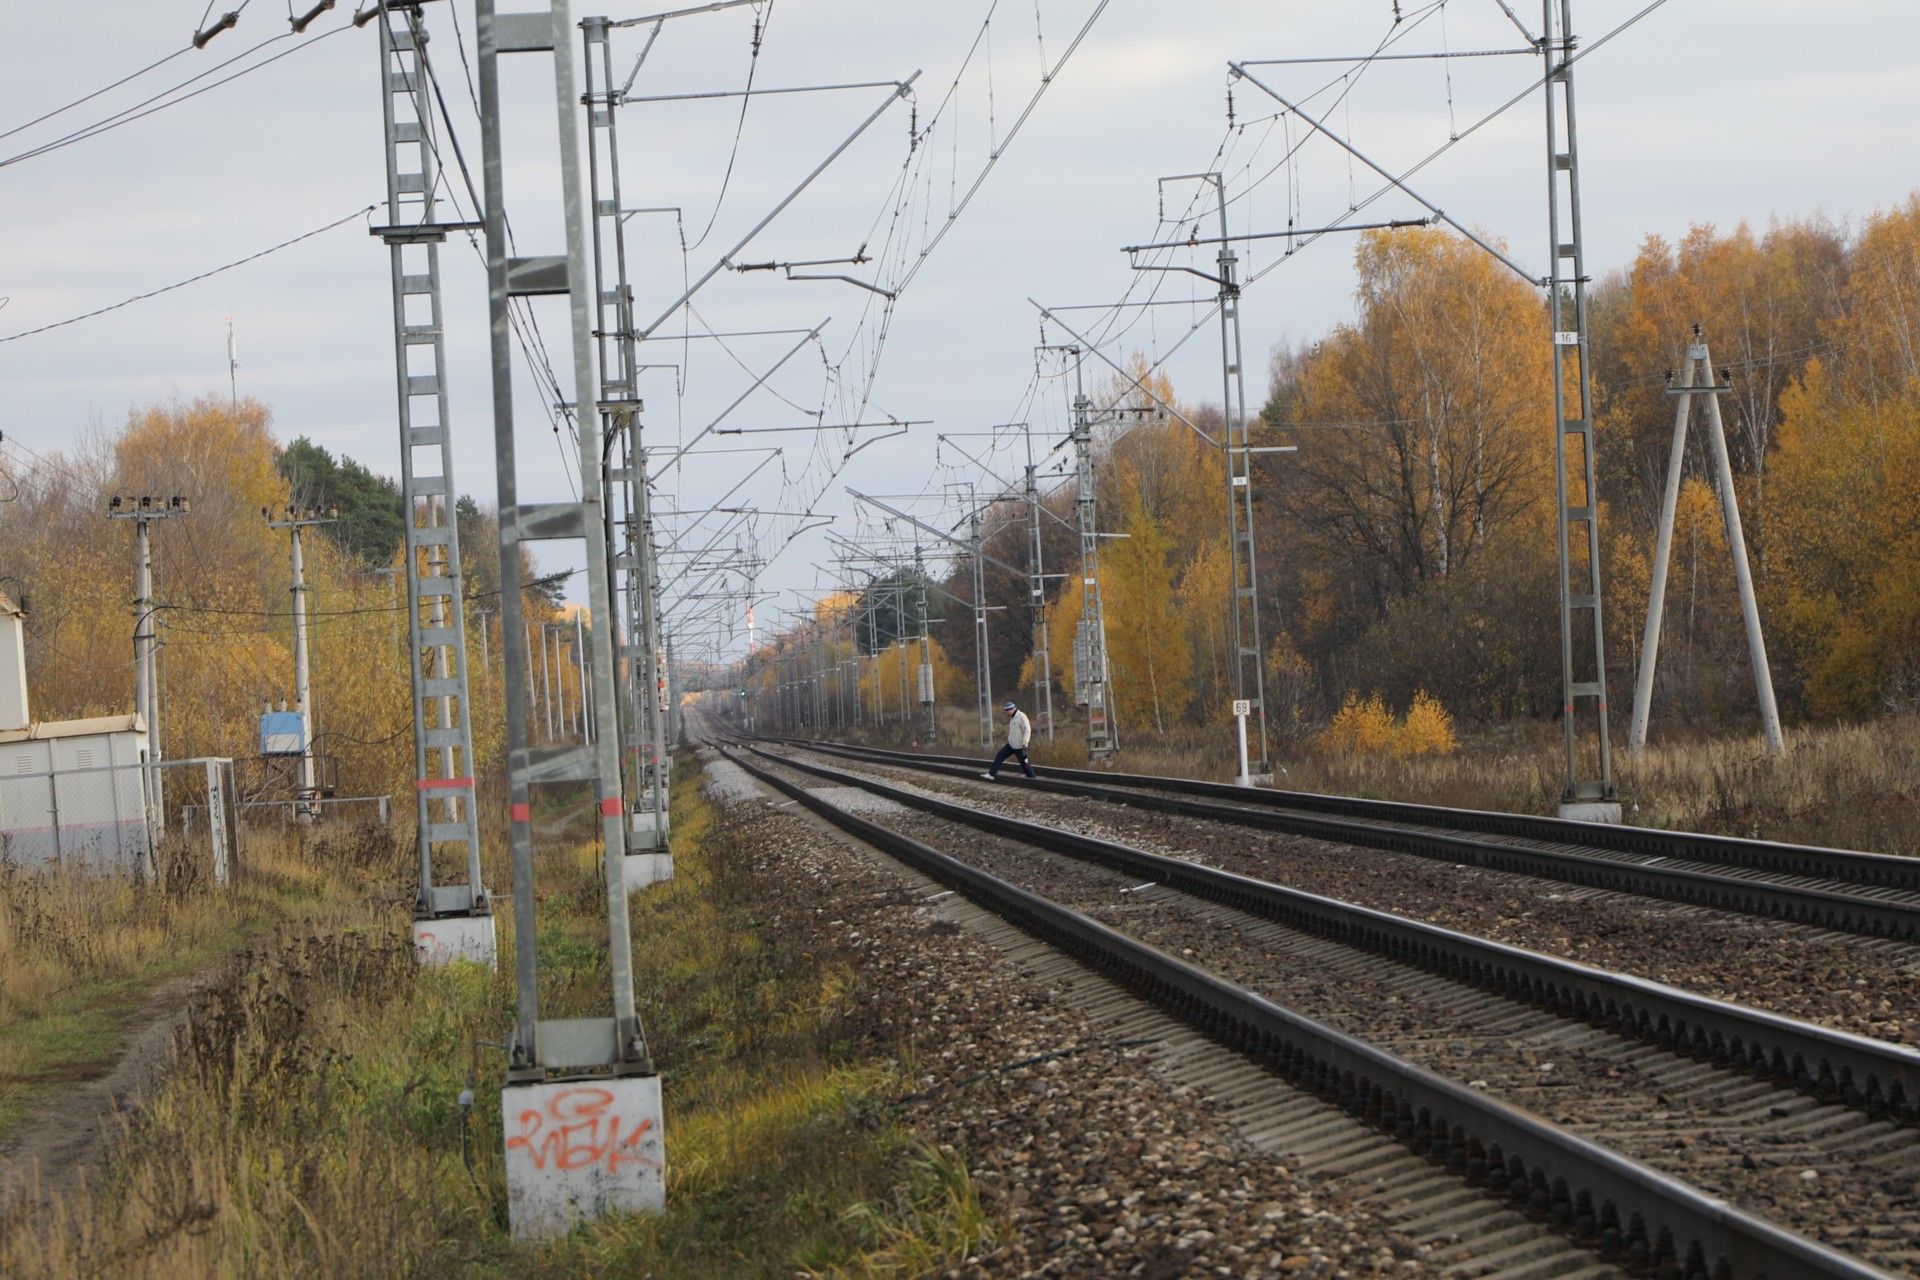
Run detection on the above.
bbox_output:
[475,0,650,1075]
[1070,355,1115,759]
[584,17,670,859]
[1541,0,1618,818]
[372,9,492,956]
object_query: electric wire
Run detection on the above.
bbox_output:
[0,20,353,171]
[0,204,376,344]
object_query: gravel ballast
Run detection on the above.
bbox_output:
[703,755,1434,1278]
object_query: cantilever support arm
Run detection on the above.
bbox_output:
[638,72,922,339]
[848,489,1027,578]
[1226,62,1540,287]
[653,327,824,477]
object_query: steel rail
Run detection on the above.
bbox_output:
[787,738,1920,891]
[717,743,1893,1280]
[747,743,1920,1125]
[775,738,1920,941]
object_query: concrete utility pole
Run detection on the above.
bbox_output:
[1629,332,1783,755]
[264,505,335,823]
[107,494,189,838]
[372,5,492,965]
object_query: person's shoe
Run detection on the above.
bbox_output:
[980,772,995,780]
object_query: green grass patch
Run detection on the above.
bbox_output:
[0,835,394,1142]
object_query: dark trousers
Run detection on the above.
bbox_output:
[990,744,1035,778]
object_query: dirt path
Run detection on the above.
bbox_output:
[0,966,223,1226]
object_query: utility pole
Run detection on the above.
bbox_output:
[584,16,670,870]
[107,494,189,852]
[1542,0,1618,821]
[1070,356,1116,759]
[264,505,336,824]
[1024,457,1055,744]
[475,606,495,674]
[575,610,592,745]
[1629,331,1783,754]
[969,504,993,748]
[372,4,492,964]
[914,544,936,745]
[1204,172,1271,782]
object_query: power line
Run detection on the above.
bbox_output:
[0,44,195,144]
[0,20,354,171]
[0,204,376,344]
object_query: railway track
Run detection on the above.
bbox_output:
[775,737,1920,944]
[718,739,1917,1279]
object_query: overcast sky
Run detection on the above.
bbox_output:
[3,1,1915,664]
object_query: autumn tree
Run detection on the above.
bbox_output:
[1274,226,1555,610]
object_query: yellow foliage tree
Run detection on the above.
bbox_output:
[858,637,965,714]
[1101,494,1189,735]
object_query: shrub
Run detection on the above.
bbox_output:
[1395,690,1458,757]
[1322,691,1394,754]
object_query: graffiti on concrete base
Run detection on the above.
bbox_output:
[506,1086,661,1174]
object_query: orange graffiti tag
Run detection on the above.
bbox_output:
[506,1087,661,1174]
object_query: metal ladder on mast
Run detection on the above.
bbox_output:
[374,10,490,932]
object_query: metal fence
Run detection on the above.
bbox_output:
[185,793,391,831]
[0,756,237,883]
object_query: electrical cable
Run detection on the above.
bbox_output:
[0,44,196,143]
[685,0,774,252]
[0,204,376,344]
[0,21,351,171]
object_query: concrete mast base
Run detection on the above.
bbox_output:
[412,913,497,968]
[503,1074,665,1239]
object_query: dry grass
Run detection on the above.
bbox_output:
[850,703,1920,855]
[0,823,404,1139]
[1,763,993,1278]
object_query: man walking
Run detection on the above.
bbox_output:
[984,700,1037,780]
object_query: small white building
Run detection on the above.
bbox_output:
[0,593,152,871]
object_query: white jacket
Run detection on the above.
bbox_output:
[1005,709,1032,749]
